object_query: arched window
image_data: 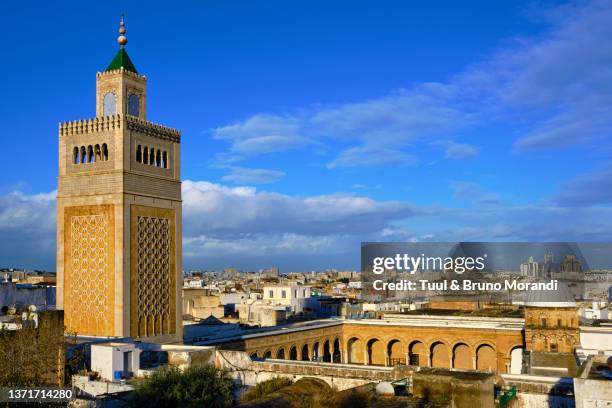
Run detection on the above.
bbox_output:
[150,148,155,166]
[103,92,116,116]
[73,147,79,164]
[143,146,149,164]
[136,145,142,163]
[128,94,140,117]
[162,151,168,168]
[156,150,161,167]
[102,144,108,161]
[95,144,101,162]
[80,146,86,163]
[87,146,94,163]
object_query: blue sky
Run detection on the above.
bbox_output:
[1,0,612,271]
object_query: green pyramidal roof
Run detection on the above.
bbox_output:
[106,48,138,73]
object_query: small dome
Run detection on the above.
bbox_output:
[375,382,395,396]
[525,281,576,307]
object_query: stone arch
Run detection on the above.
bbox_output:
[408,340,426,366]
[289,345,298,360]
[476,344,496,371]
[301,344,309,361]
[276,348,285,359]
[73,147,79,164]
[387,339,404,366]
[509,346,524,374]
[250,351,258,359]
[87,145,94,163]
[333,338,341,363]
[367,338,385,366]
[263,350,272,359]
[347,337,364,364]
[430,341,450,368]
[128,94,140,117]
[94,144,101,162]
[156,150,161,167]
[162,151,168,168]
[102,144,108,161]
[452,343,471,370]
[312,341,320,361]
[149,148,155,165]
[323,339,331,362]
[143,146,149,164]
[136,145,142,163]
[103,92,116,116]
[80,146,86,163]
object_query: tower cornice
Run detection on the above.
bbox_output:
[97,67,146,80]
[59,114,181,143]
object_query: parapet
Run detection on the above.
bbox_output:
[59,114,180,143]
[96,67,147,81]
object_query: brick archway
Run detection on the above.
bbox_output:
[367,338,385,366]
[387,339,404,366]
[476,344,496,371]
[347,337,364,364]
[289,345,298,360]
[301,344,310,361]
[409,340,427,366]
[430,341,450,368]
[452,343,471,369]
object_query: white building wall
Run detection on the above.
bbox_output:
[91,343,140,382]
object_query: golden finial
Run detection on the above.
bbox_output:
[117,15,127,47]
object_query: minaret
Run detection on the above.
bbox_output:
[57,17,183,342]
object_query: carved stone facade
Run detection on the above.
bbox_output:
[524,306,580,352]
[63,205,115,336]
[130,206,176,338]
[57,38,182,341]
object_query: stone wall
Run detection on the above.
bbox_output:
[216,350,413,391]
[412,368,494,408]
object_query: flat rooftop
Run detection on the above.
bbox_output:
[398,307,524,318]
[199,313,524,345]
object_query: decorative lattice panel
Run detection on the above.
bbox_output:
[135,215,171,337]
[65,207,114,336]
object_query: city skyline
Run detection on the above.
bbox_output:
[1,0,612,271]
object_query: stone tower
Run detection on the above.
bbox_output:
[524,282,579,353]
[57,17,182,342]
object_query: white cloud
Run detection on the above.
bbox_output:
[327,145,419,168]
[212,114,311,156]
[553,165,612,207]
[0,190,56,232]
[4,177,612,270]
[0,190,56,269]
[432,140,478,159]
[211,85,473,168]
[182,180,419,236]
[221,167,285,184]
[210,0,612,163]
[451,181,500,205]
[184,233,344,258]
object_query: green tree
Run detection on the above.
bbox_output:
[131,365,234,408]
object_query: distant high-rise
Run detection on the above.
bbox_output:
[520,257,539,277]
